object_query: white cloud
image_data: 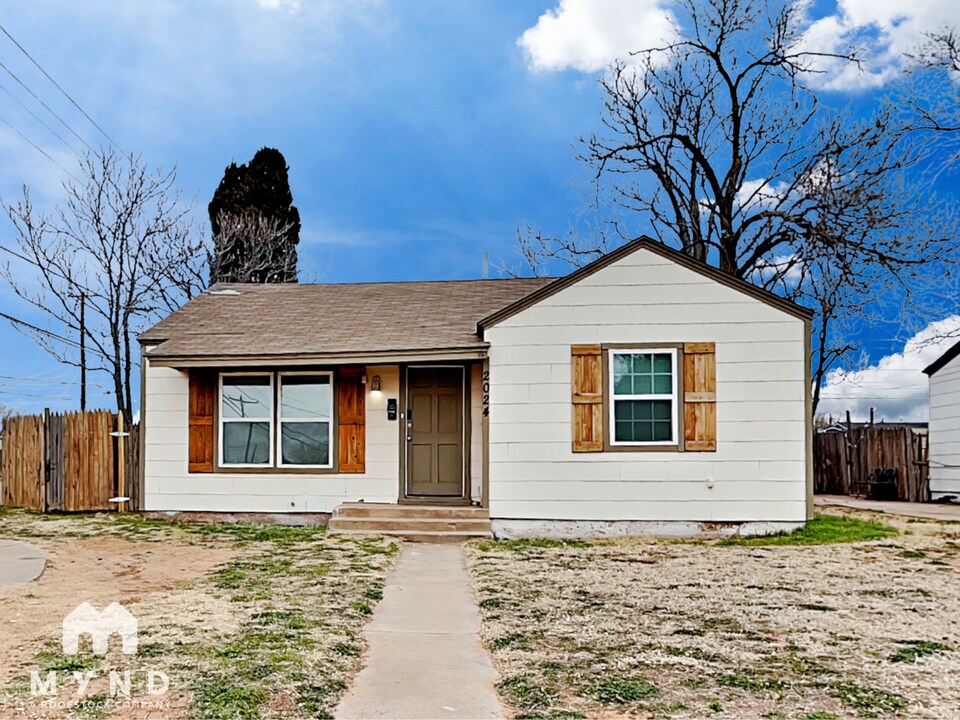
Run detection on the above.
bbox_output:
[817,316,960,422]
[751,253,804,288]
[518,0,675,73]
[801,1,960,91]
[255,0,302,10]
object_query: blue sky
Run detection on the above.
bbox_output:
[0,0,958,419]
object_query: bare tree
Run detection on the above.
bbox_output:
[1,148,208,423]
[208,211,298,285]
[515,0,959,410]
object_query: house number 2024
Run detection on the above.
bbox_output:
[482,370,490,417]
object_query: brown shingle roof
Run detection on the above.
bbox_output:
[140,278,553,360]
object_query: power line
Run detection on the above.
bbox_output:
[0,23,118,149]
[0,115,80,182]
[0,59,93,152]
[0,79,82,157]
[0,389,71,400]
[0,309,108,360]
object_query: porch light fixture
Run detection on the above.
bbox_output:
[371,375,382,393]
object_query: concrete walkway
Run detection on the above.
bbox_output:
[0,539,45,593]
[335,544,504,720]
[816,495,960,522]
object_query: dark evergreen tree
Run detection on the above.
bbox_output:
[208,147,301,283]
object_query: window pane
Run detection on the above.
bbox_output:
[613,356,632,394]
[653,354,671,373]
[613,400,672,443]
[652,421,672,441]
[281,376,331,419]
[281,422,330,466]
[613,352,673,397]
[633,354,651,373]
[222,376,271,419]
[632,374,652,395]
[222,422,270,464]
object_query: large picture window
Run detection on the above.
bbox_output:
[610,349,678,446]
[218,371,335,469]
[278,373,333,468]
[220,374,273,466]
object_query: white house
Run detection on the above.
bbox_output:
[924,344,960,501]
[138,238,813,538]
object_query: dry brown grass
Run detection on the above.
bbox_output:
[465,508,960,720]
[0,509,399,719]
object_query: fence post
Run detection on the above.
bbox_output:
[41,407,49,513]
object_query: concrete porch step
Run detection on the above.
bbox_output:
[329,516,491,533]
[329,503,492,541]
[333,502,489,520]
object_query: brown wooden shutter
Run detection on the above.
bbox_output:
[683,342,717,452]
[338,368,366,473]
[571,344,603,452]
[188,370,216,473]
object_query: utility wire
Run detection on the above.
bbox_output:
[0,309,108,360]
[0,23,118,149]
[0,79,82,157]
[0,115,80,182]
[0,59,93,152]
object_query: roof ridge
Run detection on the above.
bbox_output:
[211,276,556,291]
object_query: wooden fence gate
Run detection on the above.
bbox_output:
[814,426,929,502]
[1,410,139,512]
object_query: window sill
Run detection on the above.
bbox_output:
[602,443,682,453]
[207,466,342,475]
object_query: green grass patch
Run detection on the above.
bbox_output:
[491,632,529,650]
[591,677,660,704]
[715,671,784,692]
[473,538,592,553]
[887,640,951,663]
[498,674,559,710]
[191,678,267,720]
[828,682,908,717]
[718,515,897,547]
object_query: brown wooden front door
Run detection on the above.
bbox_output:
[406,367,465,498]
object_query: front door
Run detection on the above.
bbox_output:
[406,367,465,498]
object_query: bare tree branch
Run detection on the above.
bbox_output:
[516,0,960,411]
[1,148,208,422]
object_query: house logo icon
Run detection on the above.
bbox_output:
[62,602,138,656]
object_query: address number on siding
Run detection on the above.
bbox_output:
[482,370,490,417]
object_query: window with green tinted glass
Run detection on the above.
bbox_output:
[610,350,677,445]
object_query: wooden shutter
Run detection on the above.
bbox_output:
[188,370,216,473]
[683,343,717,452]
[338,368,366,473]
[571,344,603,452]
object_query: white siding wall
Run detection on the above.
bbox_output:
[929,356,960,499]
[485,248,808,523]
[144,363,401,513]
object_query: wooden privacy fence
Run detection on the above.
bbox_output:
[815,426,929,503]
[1,410,139,512]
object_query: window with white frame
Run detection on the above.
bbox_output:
[220,374,273,466]
[278,373,333,468]
[610,349,678,445]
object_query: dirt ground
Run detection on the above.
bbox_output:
[465,508,960,720]
[0,510,399,720]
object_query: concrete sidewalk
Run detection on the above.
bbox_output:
[335,544,504,720]
[816,495,960,522]
[0,539,45,593]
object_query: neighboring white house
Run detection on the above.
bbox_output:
[924,344,960,501]
[138,238,813,537]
